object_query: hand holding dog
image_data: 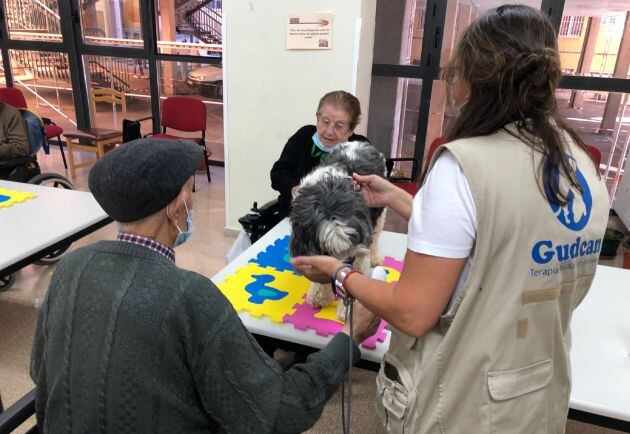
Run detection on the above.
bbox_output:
[291,256,381,342]
[352,173,394,208]
[291,255,342,284]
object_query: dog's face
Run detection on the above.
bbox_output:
[290,165,372,261]
[290,141,387,262]
[324,141,387,228]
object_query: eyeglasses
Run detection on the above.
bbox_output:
[317,114,350,134]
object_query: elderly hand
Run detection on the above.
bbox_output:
[291,255,343,284]
[342,301,381,344]
[352,173,395,208]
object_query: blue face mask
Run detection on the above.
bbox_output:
[312,132,341,155]
[173,201,194,247]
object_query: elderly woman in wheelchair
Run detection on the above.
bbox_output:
[0,102,75,291]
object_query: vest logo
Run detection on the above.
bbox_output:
[545,156,592,232]
[532,156,601,266]
[532,237,602,265]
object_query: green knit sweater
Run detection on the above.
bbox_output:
[31,241,360,433]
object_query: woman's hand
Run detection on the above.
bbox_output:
[352,173,395,208]
[291,255,343,284]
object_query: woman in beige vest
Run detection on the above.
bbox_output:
[292,5,609,433]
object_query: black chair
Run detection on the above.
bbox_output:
[0,388,37,434]
[385,157,420,196]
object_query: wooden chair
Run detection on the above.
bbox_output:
[64,88,125,178]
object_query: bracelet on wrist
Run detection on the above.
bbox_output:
[341,270,362,299]
[332,264,352,281]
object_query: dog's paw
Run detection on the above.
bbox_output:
[370,254,384,267]
[306,283,333,308]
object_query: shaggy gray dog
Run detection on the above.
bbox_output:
[290,141,387,319]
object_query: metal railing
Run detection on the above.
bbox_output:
[10,50,70,82]
[4,0,61,38]
[84,57,131,93]
[185,0,222,45]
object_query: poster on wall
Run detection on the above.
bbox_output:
[286,13,333,50]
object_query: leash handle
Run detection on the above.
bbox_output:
[341,300,353,434]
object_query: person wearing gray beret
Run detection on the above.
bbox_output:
[30,138,379,432]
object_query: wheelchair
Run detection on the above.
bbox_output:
[0,154,76,292]
[238,198,288,244]
[237,157,421,244]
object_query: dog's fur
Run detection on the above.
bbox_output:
[290,141,387,319]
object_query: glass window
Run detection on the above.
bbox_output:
[155,0,222,57]
[373,0,427,65]
[367,76,422,161]
[3,0,62,42]
[558,2,630,78]
[559,16,585,37]
[8,50,77,133]
[80,0,143,47]
[557,88,630,199]
[440,0,542,67]
[158,60,224,161]
[83,55,152,136]
[423,83,630,200]
[424,80,450,166]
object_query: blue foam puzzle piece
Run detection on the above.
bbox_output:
[249,235,297,273]
[245,274,289,304]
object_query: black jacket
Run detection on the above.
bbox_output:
[270,125,368,207]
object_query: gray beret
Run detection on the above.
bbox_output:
[88,138,203,222]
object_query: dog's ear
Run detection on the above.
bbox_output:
[319,220,356,257]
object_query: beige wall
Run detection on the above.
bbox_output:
[223,0,377,230]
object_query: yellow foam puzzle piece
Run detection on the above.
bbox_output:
[216,262,310,323]
[382,266,401,283]
[0,188,37,209]
[314,301,344,324]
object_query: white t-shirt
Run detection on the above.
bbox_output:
[407,150,478,310]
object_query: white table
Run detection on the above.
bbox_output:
[0,180,111,276]
[215,219,630,430]
[569,265,630,429]
[213,218,407,364]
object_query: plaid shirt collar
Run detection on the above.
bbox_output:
[116,232,175,263]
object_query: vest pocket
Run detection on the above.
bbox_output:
[376,354,417,433]
[487,359,553,433]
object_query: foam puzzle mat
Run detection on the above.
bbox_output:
[217,235,405,350]
[0,188,37,209]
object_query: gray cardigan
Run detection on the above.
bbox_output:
[31,241,360,433]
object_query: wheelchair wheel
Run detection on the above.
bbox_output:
[0,274,15,292]
[28,173,74,190]
[29,173,75,264]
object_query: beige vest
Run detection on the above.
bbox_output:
[376,127,609,433]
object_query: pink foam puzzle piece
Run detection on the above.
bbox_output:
[283,299,342,336]
[360,320,389,350]
[283,298,389,349]
[280,256,404,350]
[383,256,404,272]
